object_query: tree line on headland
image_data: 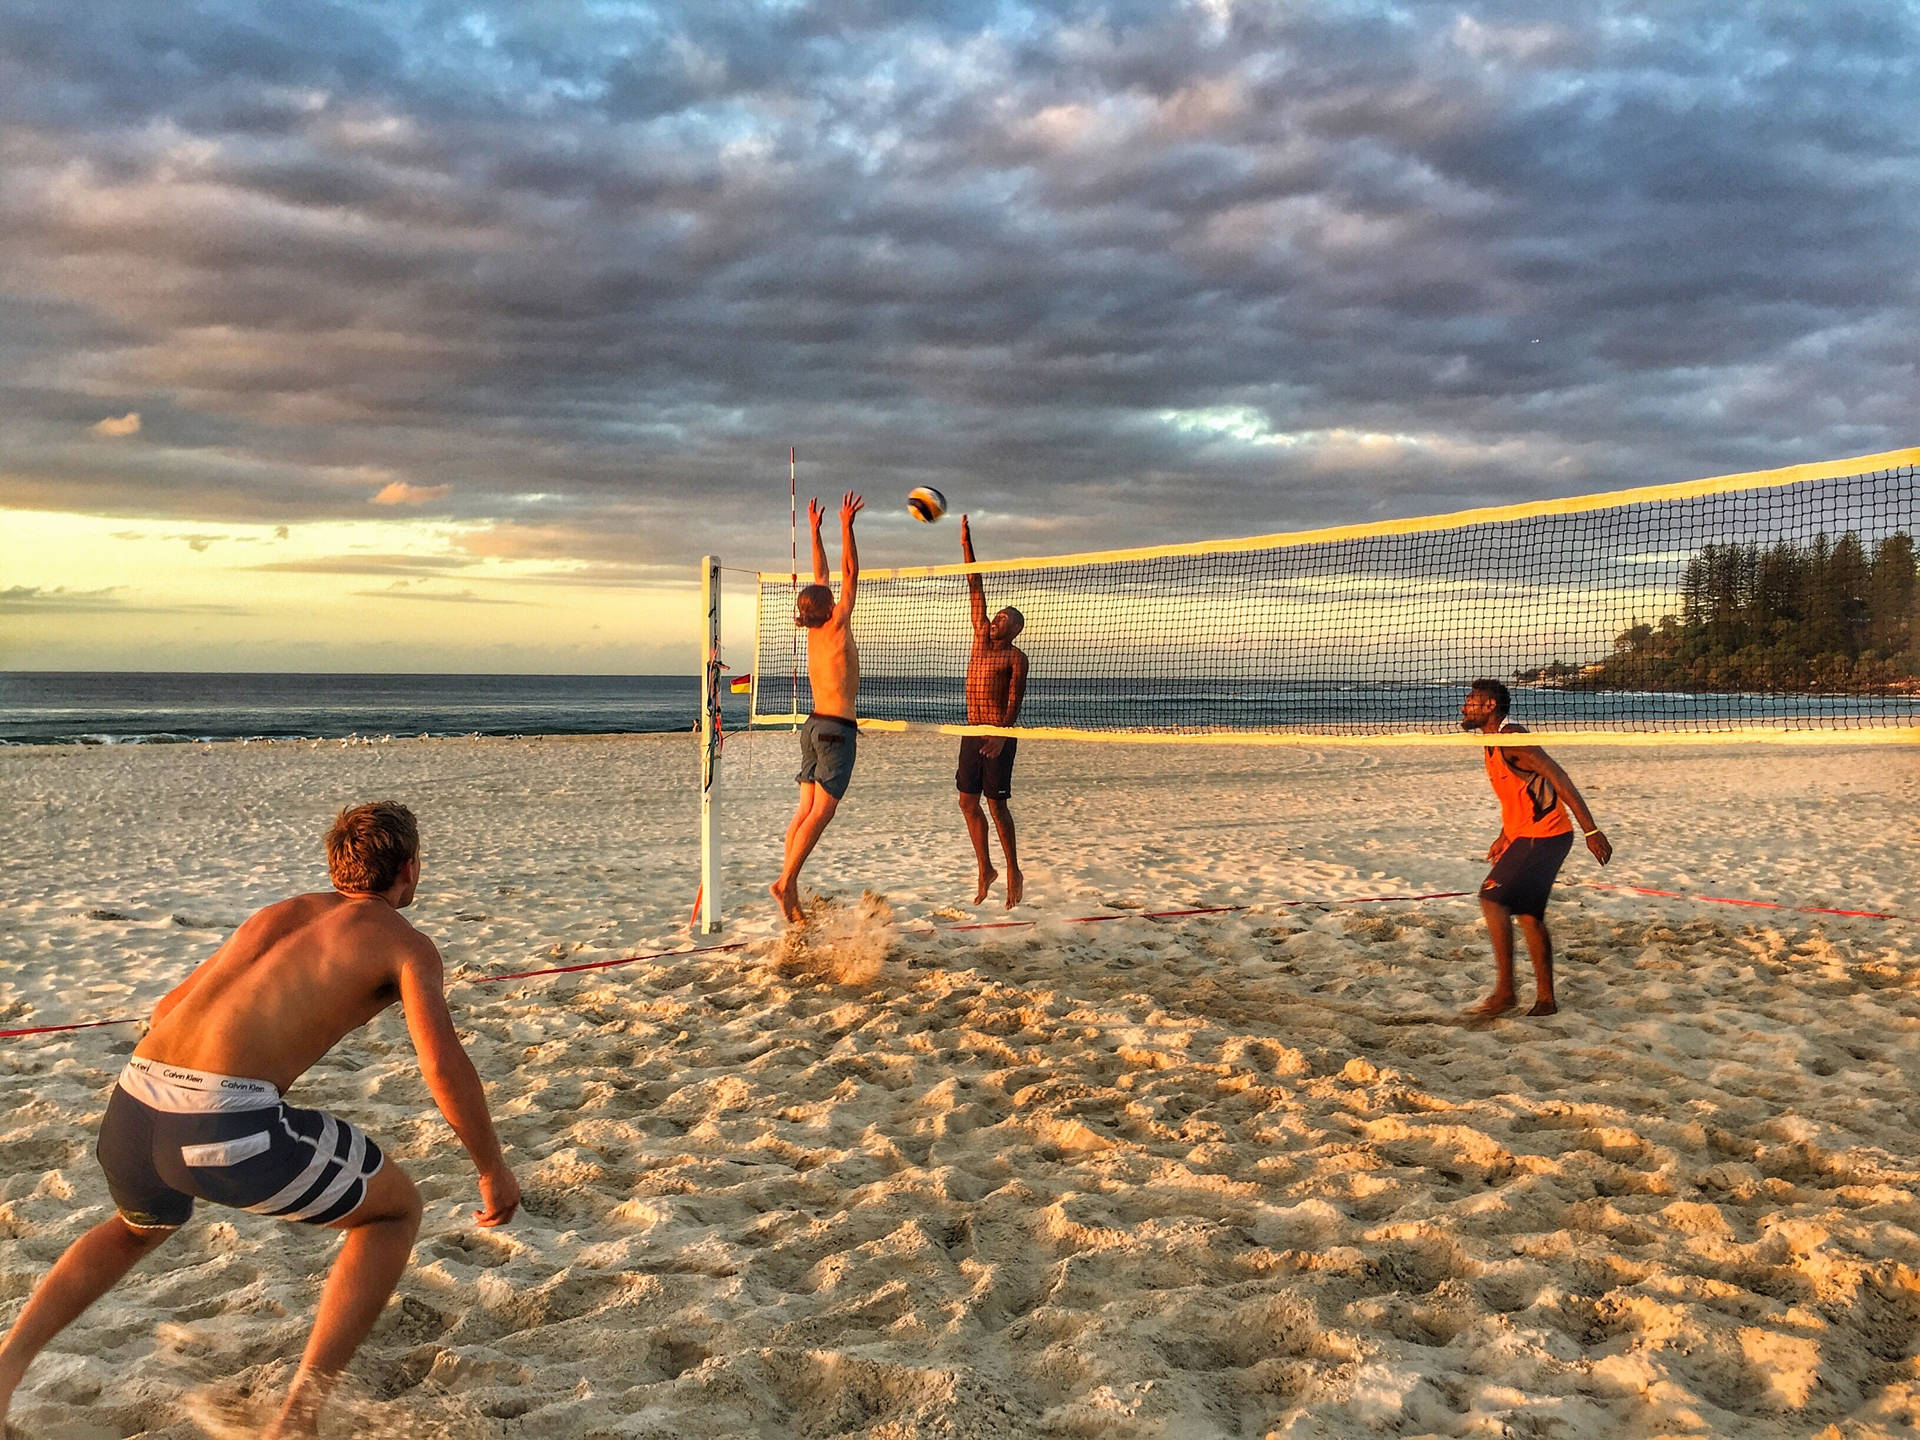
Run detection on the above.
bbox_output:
[1516,531,1920,694]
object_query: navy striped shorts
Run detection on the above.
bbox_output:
[98,1057,385,1230]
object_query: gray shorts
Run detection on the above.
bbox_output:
[796,713,858,800]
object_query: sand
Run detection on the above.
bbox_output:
[2,730,1917,1439]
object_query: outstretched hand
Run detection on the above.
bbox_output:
[807,496,825,532]
[840,492,865,526]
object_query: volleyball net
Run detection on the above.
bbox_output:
[747,449,1920,744]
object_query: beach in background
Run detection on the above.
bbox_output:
[0,673,748,747]
[2,732,1917,1438]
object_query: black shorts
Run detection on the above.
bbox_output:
[98,1058,385,1230]
[956,735,1018,800]
[1480,831,1575,919]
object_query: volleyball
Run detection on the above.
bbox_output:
[906,486,947,523]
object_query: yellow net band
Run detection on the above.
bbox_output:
[747,716,1919,749]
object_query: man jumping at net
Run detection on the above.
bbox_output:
[957,514,1029,907]
[1460,679,1612,1017]
[771,491,864,925]
[0,801,520,1439]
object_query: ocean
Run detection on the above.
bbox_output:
[3,672,1910,746]
[0,673,749,746]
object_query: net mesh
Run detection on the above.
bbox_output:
[752,458,1919,737]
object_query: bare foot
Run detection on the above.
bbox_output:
[1,1366,26,1438]
[1004,868,1024,909]
[1465,993,1516,1019]
[973,866,997,905]
[1526,998,1558,1017]
[769,879,804,924]
[263,1392,321,1440]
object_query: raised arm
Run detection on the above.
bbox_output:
[835,491,864,618]
[396,935,520,1225]
[961,514,987,637]
[1509,747,1612,865]
[808,497,828,583]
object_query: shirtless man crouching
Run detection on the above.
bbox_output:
[0,801,519,1439]
[771,491,864,924]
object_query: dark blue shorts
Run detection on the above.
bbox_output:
[796,712,858,800]
[98,1059,385,1230]
[1481,831,1575,919]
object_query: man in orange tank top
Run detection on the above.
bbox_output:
[1460,679,1612,1017]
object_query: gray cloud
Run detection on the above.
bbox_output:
[251,553,477,576]
[0,584,248,614]
[349,582,524,605]
[1,0,1915,585]
[1,585,127,612]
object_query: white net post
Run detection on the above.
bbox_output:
[697,555,722,934]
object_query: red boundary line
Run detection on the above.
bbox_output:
[924,892,1474,935]
[0,1017,140,1039]
[931,902,1245,934]
[475,940,751,985]
[11,884,1911,1037]
[477,895,1462,985]
[474,883,1908,984]
[1582,882,1909,922]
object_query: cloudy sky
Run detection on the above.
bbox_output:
[2,0,1915,672]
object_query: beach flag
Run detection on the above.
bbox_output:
[729,674,752,693]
